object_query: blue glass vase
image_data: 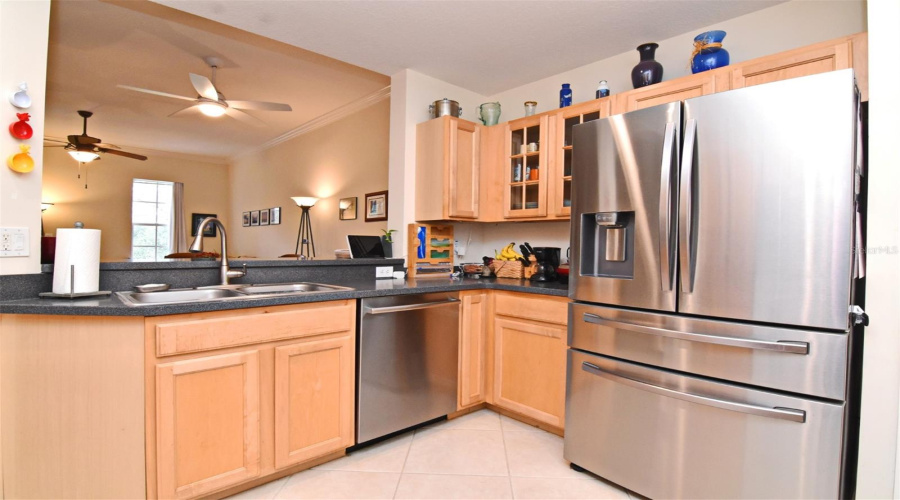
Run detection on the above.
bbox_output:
[691,30,730,74]
[559,84,572,108]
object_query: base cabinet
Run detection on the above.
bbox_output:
[156,351,261,499]
[492,316,567,428]
[274,335,355,469]
[458,291,488,409]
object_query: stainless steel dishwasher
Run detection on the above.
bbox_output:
[357,292,459,444]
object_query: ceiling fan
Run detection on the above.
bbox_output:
[117,57,293,127]
[44,110,148,163]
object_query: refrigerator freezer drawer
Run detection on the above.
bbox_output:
[569,303,849,400]
[564,350,845,499]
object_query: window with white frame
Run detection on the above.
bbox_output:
[131,179,174,261]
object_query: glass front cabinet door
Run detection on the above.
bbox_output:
[503,115,549,218]
[552,99,611,217]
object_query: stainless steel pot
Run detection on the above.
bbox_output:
[429,98,462,118]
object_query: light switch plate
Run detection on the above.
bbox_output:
[0,227,29,257]
[375,266,393,279]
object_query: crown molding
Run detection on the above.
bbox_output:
[230,85,391,161]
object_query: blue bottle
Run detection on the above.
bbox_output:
[559,84,572,108]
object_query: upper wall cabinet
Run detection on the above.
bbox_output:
[612,68,730,115]
[503,115,549,219]
[550,99,611,217]
[730,33,868,100]
[416,116,481,221]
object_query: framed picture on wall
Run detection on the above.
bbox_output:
[250,210,260,226]
[260,209,269,226]
[242,212,250,227]
[365,191,388,222]
[270,207,281,225]
[191,213,218,237]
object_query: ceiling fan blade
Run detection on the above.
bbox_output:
[98,148,148,161]
[168,105,200,118]
[43,137,69,144]
[95,143,121,150]
[225,100,292,112]
[44,145,68,148]
[117,85,195,102]
[189,73,219,101]
[224,107,265,127]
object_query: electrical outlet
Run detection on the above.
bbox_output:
[375,266,393,279]
[0,227,29,257]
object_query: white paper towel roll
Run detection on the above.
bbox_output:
[53,228,101,294]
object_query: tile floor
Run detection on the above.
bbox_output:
[229,409,637,499]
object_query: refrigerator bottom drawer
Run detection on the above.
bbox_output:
[564,349,845,499]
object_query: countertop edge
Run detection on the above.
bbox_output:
[0,279,570,317]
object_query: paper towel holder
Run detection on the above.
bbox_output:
[39,264,112,299]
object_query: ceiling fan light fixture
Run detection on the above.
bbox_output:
[198,102,226,117]
[68,150,100,163]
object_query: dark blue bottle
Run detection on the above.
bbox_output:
[559,84,572,108]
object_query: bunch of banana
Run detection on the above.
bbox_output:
[494,243,523,261]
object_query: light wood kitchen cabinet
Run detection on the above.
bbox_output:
[491,293,568,429]
[503,114,550,218]
[274,334,355,469]
[416,116,481,221]
[730,33,868,100]
[146,300,357,499]
[613,67,730,114]
[550,99,612,217]
[458,291,488,409]
[156,350,261,499]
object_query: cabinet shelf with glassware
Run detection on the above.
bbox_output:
[550,98,612,218]
[503,115,549,219]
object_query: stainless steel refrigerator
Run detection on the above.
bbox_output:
[565,69,866,499]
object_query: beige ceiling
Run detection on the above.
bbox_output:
[44,0,390,160]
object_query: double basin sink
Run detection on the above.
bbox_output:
[117,282,353,306]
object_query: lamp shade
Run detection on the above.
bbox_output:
[41,203,54,212]
[291,196,319,208]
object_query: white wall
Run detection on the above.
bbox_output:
[387,69,488,259]
[489,0,867,120]
[857,1,900,497]
[0,1,51,275]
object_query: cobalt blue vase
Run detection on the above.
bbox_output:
[691,30,730,74]
[631,43,663,89]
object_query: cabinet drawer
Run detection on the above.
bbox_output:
[494,293,567,325]
[152,300,355,356]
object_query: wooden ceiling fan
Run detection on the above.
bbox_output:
[117,57,292,127]
[44,110,148,162]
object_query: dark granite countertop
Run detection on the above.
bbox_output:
[40,258,405,273]
[0,277,569,317]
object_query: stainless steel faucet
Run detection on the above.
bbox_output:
[190,217,247,285]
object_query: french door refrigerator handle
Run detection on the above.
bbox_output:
[582,313,810,354]
[581,361,807,423]
[658,122,677,291]
[364,298,460,315]
[679,118,697,293]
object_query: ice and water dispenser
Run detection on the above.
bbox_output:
[580,211,635,279]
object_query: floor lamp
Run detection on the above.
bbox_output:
[289,196,318,259]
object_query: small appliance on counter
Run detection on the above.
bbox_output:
[530,247,560,282]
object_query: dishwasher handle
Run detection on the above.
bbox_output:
[364,298,460,315]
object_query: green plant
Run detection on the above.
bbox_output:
[381,229,397,243]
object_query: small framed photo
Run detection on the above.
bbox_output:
[191,213,217,237]
[365,190,388,222]
[250,210,260,226]
[260,209,269,226]
[269,207,281,225]
[242,212,250,227]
